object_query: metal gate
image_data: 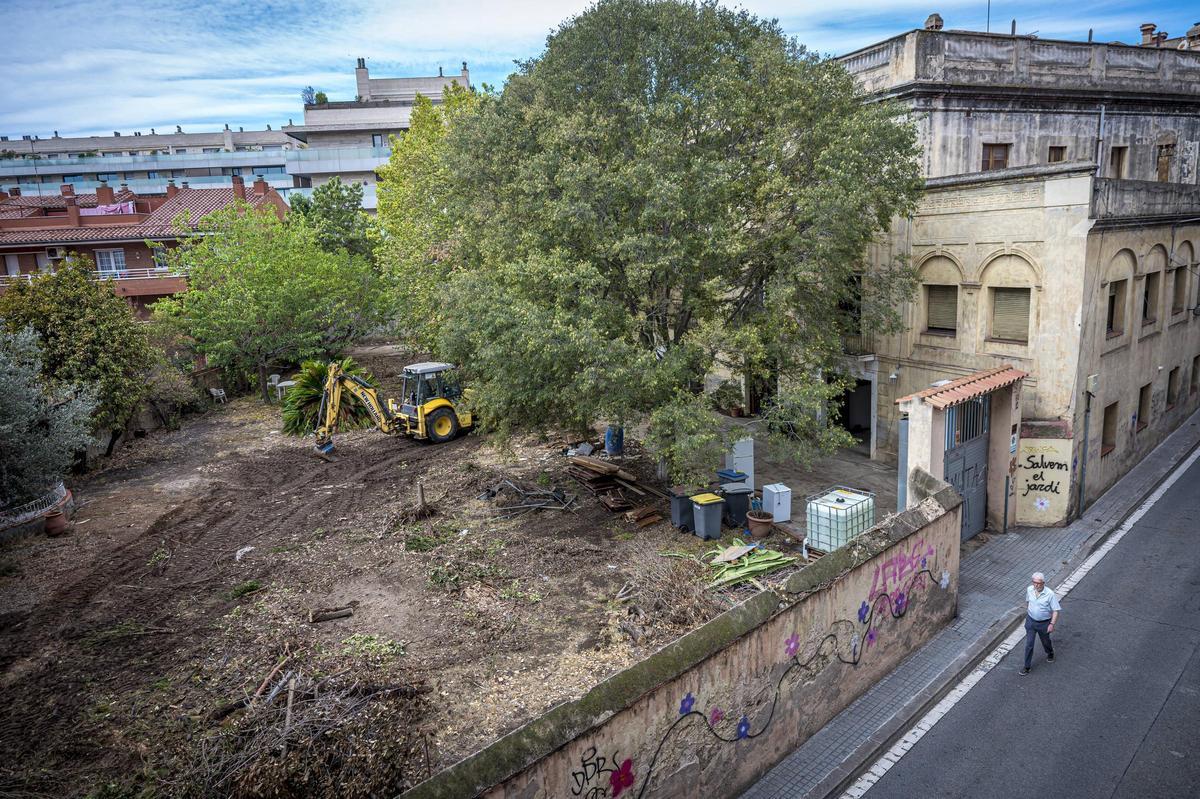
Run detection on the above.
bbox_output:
[943,396,990,540]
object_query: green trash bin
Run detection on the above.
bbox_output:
[691,492,725,540]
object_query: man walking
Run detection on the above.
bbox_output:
[1021,572,1060,675]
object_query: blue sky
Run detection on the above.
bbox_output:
[0,1,1194,139]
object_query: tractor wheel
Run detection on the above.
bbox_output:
[427,408,460,443]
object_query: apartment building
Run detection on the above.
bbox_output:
[0,176,287,315]
[283,58,471,206]
[0,126,301,198]
[838,19,1200,535]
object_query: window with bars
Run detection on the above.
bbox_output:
[925,284,957,335]
[991,287,1030,342]
[945,396,990,450]
[1106,279,1127,337]
[95,249,126,273]
[981,143,1010,171]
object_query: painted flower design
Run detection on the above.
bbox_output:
[858,600,870,624]
[940,570,951,590]
[867,628,877,647]
[1035,497,1050,511]
[893,592,907,615]
[785,633,800,658]
[710,707,725,725]
[920,556,928,569]
[609,758,635,798]
[680,692,695,715]
[737,715,751,740]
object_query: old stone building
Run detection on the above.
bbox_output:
[838,22,1200,533]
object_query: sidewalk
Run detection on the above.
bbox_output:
[740,412,1200,799]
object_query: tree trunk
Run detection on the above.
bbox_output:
[257,362,271,403]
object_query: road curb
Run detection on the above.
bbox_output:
[812,431,1200,799]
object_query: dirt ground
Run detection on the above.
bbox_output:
[0,355,809,798]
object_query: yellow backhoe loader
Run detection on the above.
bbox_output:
[314,361,472,459]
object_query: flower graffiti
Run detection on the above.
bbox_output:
[858,600,870,624]
[736,716,751,740]
[785,633,800,658]
[709,707,725,725]
[940,570,951,590]
[893,592,907,615]
[609,758,636,798]
[679,692,695,715]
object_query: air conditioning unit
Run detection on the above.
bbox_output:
[45,247,67,259]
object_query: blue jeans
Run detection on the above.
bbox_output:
[1024,615,1053,668]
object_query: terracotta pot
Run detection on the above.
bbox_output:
[44,510,68,537]
[746,510,774,539]
[729,406,744,418]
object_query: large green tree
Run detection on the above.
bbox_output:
[155,203,385,401]
[0,256,152,436]
[0,327,96,507]
[389,0,923,473]
[287,177,377,260]
[376,83,480,349]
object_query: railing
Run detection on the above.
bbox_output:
[0,481,67,530]
[0,149,292,171]
[0,268,188,286]
[842,332,876,356]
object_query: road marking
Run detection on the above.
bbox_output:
[840,445,1200,798]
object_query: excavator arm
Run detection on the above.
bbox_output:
[314,362,397,459]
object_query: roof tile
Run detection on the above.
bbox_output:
[896,365,1027,409]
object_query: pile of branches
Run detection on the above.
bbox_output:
[179,670,432,798]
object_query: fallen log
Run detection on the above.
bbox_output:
[308,606,354,623]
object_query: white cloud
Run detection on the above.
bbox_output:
[0,0,1179,138]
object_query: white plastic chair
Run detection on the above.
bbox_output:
[208,387,227,404]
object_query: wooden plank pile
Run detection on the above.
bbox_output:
[567,454,668,516]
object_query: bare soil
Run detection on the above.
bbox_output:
[0,361,802,797]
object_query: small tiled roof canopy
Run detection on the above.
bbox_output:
[896,366,1027,409]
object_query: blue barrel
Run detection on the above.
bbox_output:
[605,425,624,456]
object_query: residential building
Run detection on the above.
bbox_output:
[0,176,287,315]
[0,126,301,198]
[838,19,1200,535]
[283,58,471,207]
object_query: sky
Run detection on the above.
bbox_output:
[0,1,1195,139]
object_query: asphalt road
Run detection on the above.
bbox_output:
[864,457,1200,799]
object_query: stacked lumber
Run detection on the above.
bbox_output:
[624,504,664,527]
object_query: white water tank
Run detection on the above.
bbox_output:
[806,487,875,552]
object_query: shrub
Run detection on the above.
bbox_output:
[280,358,378,436]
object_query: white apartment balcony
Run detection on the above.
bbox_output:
[284,146,391,177]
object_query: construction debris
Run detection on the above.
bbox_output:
[624,505,664,527]
[479,478,579,518]
[566,453,670,519]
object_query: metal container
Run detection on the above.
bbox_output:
[762,483,792,523]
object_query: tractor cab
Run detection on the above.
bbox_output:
[398,362,472,442]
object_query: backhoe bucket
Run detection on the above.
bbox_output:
[314,440,337,462]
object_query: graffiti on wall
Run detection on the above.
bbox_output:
[561,556,953,798]
[1016,439,1072,524]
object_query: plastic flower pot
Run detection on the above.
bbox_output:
[746,510,774,539]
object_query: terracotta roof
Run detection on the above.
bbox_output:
[0,189,140,220]
[0,187,275,246]
[896,366,1027,409]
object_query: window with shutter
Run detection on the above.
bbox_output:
[991,287,1030,342]
[925,285,957,334]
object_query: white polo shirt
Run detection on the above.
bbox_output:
[1026,585,1062,621]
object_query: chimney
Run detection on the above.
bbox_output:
[355,57,371,100]
[176,125,183,134]
[60,183,75,198]
[232,175,246,200]
[357,57,366,69]
[924,13,944,31]
[1156,31,1168,46]
[151,128,156,134]
[66,196,81,226]
[96,181,115,204]
[9,186,20,197]
[1141,23,1157,45]
[252,176,268,196]
[113,131,120,137]
[53,130,60,138]
[0,188,8,202]
[438,65,444,77]
[166,179,179,199]
[461,61,469,79]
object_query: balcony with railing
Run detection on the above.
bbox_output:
[0,267,188,296]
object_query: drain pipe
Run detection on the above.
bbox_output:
[1003,475,1010,534]
[897,413,909,513]
[1079,380,1095,516]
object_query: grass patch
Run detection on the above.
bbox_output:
[500,579,543,604]
[228,579,263,599]
[146,547,169,567]
[340,633,405,658]
[427,559,506,591]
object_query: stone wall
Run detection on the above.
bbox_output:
[401,478,962,799]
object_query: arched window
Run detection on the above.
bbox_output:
[1104,249,1136,338]
[981,254,1037,343]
